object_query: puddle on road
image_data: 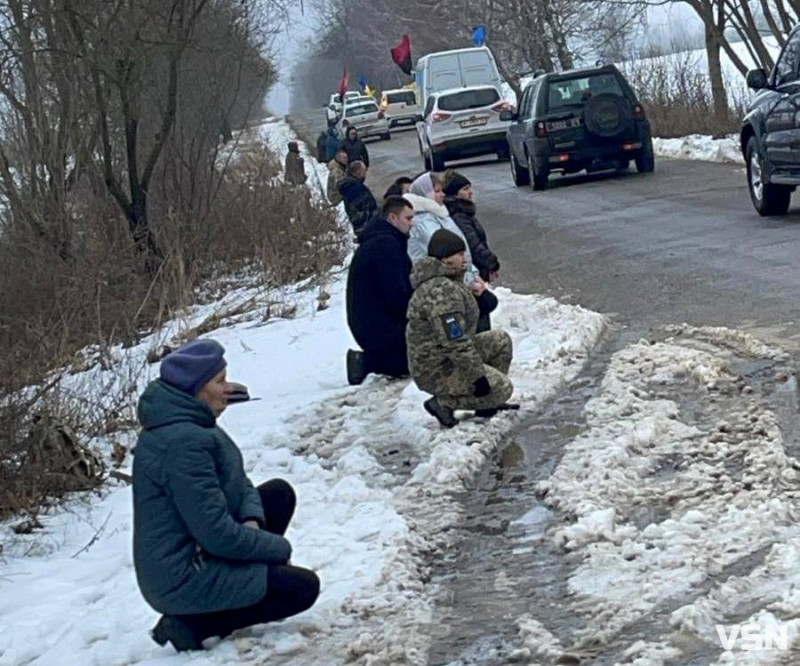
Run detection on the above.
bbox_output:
[426,331,800,666]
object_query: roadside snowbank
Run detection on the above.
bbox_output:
[0,118,606,666]
[654,134,743,165]
[516,328,800,662]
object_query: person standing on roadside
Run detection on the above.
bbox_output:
[326,148,348,206]
[284,141,307,186]
[338,127,369,167]
[338,160,378,240]
[325,125,340,162]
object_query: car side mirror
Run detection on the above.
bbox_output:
[499,110,517,122]
[746,68,769,90]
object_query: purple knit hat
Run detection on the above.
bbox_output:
[160,339,227,395]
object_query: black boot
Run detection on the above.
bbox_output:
[346,349,368,386]
[151,615,204,652]
[424,397,458,428]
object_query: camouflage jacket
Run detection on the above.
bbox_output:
[406,257,483,393]
[326,159,346,205]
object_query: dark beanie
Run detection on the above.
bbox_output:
[428,228,466,260]
[444,172,471,197]
[288,141,299,152]
[160,339,227,395]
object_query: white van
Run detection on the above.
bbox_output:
[414,47,503,108]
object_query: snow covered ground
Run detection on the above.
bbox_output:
[653,134,743,165]
[0,119,606,666]
[509,326,800,664]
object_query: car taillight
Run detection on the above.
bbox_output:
[432,111,452,123]
[535,121,548,138]
[633,104,645,118]
[491,101,512,113]
[378,110,385,119]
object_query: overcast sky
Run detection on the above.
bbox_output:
[266,3,318,115]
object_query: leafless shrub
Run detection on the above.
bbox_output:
[621,52,746,137]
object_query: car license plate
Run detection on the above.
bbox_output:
[460,116,488,128]
[546,118,581,132]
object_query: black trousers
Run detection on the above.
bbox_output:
[176,479,320,641]
[363,346,409,378]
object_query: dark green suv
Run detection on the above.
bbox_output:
[505,64,654,190]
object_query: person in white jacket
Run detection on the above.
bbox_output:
[403,173,480,287]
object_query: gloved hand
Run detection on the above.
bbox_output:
[473,376,491,397]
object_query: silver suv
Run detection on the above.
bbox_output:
[416,85,512,171]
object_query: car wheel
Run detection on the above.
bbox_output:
[746,137,791,216]
[510,149,530,187]
[635,138,655,173]
[382,132,391,141]
[528,152,549,191]
[423,150,432,171]
[431,152,445,172]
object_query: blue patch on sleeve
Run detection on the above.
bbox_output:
[441,314,464,341]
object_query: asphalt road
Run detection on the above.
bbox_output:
[363,126,800,350]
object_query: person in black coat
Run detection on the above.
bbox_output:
[338,161,378,240]
[345,196,415,385]
[338,127,370,167]
[443,172,500,282]
[444,171,501,333]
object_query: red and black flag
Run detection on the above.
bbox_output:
[338,68,349,100]
[390,34,412,75]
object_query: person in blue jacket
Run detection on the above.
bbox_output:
[132,339,319,652]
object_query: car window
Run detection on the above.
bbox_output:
[546,73,623,111]
[332,94,341,104]
[437,88,500,112]
[387,91,416,105]
[775,32,800,86]
[424,96,436,117]
[345,103,378,117]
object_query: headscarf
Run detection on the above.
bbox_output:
[409,173,436,199]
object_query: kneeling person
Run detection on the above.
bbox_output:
[406,229,516,427]
[345,196,415,384]
[133,339,320,651]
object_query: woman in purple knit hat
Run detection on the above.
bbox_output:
[132,338,319,652]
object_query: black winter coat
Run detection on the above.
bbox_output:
[346,218,413,352]
[445,197,500,282]
[338,136,370,167]
[338,176,378,238]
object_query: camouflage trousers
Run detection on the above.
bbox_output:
[437,329,514,410]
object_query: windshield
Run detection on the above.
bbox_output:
[546,73,624,111]
[345,103,378,117]
[437,88,499,112]
[387,91,416,105]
